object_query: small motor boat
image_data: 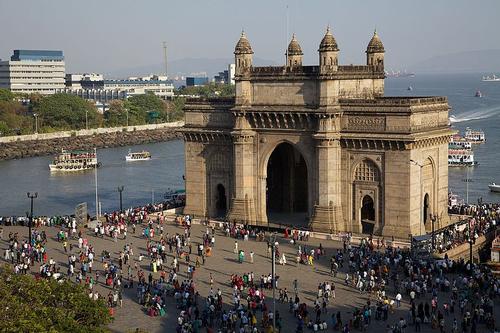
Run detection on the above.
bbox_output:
[488,183,500,192]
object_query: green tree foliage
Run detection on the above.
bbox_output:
[0,100,33,136]
[123,93,164,125]
[35,93,102,130]
[175,83,235,98]
[104,100,127,127]
[0,88,15,102]
[0,265,112,332]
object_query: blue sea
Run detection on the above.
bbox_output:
[385,73,500,204]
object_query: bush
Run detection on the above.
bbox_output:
[0,265,112,332]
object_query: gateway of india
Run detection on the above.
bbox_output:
[182,28,453,238]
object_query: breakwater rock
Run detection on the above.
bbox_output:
[0,127,182,160]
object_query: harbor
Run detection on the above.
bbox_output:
[0,140,185,216]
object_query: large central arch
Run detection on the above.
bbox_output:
[266,142,308,226]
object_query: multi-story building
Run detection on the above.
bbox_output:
[186,77,209,87]
[214,64,236,85]
[62,74,174,102]
[0,50,65,94]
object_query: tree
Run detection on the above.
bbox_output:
[0,100,32,135]
[0,265,112,332]
[124,94,164,125]
[104,100,126,127]
[35,93,101,130]
[0,88,15,102]
[175,83,235,98]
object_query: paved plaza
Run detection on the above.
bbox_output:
[0,218,498,333]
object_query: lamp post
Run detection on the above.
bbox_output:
[33,113,38,134]
[410,159,424,235]
[269,232,277,331]
[468,218,474,275]
[117,186,124,213]
[462,167,473,205]
[27,192,38,245]
[94,148,99,219]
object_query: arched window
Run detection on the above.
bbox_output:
[354,159,380,182]
[329,57,333,65]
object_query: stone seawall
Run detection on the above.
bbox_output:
[0,125,183,160]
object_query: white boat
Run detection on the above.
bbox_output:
[464,127,485,143]
[49,149,99,172]
[488,183,500,192]
[125,150,151,161]
[448,149,477,167]
[482,74,500,82]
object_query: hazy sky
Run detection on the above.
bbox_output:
[1,0,499,74]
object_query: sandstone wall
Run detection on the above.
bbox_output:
[0,124,183,160]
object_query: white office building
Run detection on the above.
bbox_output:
[0,50,65,94]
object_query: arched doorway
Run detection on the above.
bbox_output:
[215,184,227,217]
[361,195,375,234]
[423,193,430,225]
[266,142,308,226]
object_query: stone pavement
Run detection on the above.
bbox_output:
[0,221,497,333]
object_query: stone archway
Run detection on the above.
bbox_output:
[215,184,227,217]
[361,195,375,234]
[266,142,308,226]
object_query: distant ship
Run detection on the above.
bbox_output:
[125,150,151,162]
[49,149,100,172]
[475,90,482,98]
[464,127,486,143]
[482,74,500,82]
[385,69,416,78]
[407,86,413,91]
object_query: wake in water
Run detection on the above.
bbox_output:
[449,105,500,123]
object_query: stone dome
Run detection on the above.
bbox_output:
[287,34,303,56]
[318,26,339,52]
[234,31,253,55]
[366,30,385,53]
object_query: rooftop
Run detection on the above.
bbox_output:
[11,49,64,61]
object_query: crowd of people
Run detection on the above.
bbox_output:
[437,202,499,254]
[0,198,499,333]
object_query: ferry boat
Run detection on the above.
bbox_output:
[449,135,472,150]
[49,149,99,172]
[464,127,486,143]
[482,74,500,82]
[125,150,151,161]
[488,183,500,193]
[448,149,477,167]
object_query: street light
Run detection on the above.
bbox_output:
[27,192,38,245]
[462,166,473,205]
[269,232,277,331]
[94,148,99,218]
[410,159,424,236]
[117,186,124,212]
[468,218,474,275]
[33,113,38,134]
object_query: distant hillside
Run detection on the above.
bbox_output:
[411,49,500,73]
[108,57,276,79]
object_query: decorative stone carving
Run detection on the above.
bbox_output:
[348,116,385,131]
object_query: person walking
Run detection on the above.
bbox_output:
[250,251,254,264]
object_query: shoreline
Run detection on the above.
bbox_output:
[0,122,183,161]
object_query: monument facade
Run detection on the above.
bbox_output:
[182,28,452,238]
